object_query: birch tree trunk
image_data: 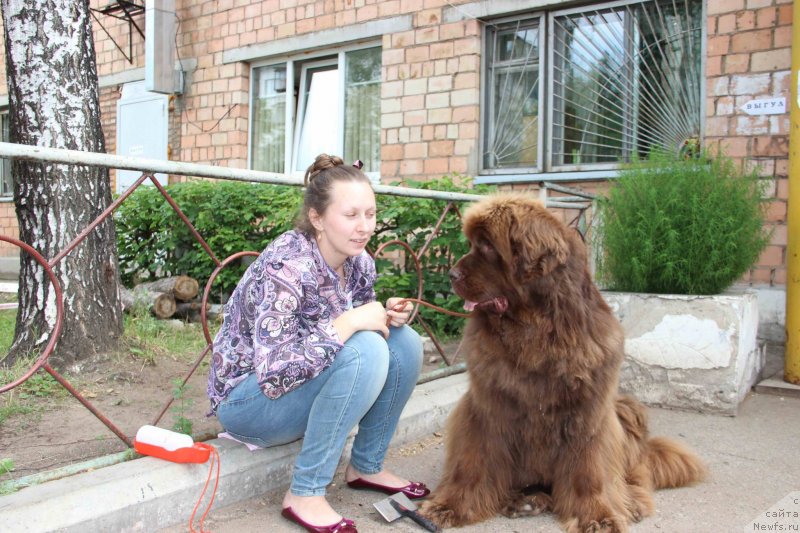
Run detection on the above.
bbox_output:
[0,0,123,367]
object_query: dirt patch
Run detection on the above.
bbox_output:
[0,331,459,488]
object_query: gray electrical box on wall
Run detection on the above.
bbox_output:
[145,0,181,94]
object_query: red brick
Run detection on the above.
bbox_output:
[759,245,784,265]
[766,200,787,222]
[430,42,455,59]
[381,144,403,161]
[756,7,777,28]
[777,5,793,25]
[708,0,744,14]
[719,137,750,156]
[406,46,430,63]
[770,224,788,246]
[735,11,756,30]
[399,159,424,175]
[749,267,772,284]
[716,13,735,33]
[706,56,722,77]
[423,157,449,175]
[415,27,439,44]
[724,54,750,73]
[752,135,789,157]
[429,140,454,157]
[440,22,465,40]
[706,116,730,136]
[731,29,773,52]
[773,26,792,47]
[775,159,789,178]
[404,142,428,159]
[414,8,441,26]
[378,0,400,17]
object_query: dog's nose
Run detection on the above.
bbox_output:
[449,268,463,283]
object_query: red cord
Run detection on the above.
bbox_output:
[189,444,220,533]
[386,297,471,327]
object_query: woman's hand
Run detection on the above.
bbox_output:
[333,301,389,342]
[386,297,413,327]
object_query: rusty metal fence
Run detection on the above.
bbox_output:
[0,141,595,487]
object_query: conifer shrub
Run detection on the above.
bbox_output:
[597,151,770,295]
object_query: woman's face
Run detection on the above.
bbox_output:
[310,180,376,269]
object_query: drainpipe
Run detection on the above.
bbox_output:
[785,0,800,384]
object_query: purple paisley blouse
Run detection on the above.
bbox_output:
[207,230,376,413]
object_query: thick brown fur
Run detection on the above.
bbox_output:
[420,193,706,532]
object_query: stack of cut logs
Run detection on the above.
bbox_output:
[120,275,209,321]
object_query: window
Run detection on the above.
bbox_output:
[1,113,11,196]
[250,45,381,178]
[482,0,703,177]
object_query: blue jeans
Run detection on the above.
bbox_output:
[216,325,423,496]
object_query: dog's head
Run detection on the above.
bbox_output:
[449,193,572,314]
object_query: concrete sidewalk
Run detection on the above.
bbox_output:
[2,371,800,532]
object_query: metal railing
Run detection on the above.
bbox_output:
[0,141,595,489]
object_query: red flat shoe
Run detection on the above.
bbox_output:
[346,477,430,499]
[281,507,358,533]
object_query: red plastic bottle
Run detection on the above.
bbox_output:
[133,425,212,464]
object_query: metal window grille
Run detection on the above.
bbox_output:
[482,0,703,175]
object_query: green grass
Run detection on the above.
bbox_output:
[0,309,16,355]
[0,354,60,426]
[0,303,216,428]
[121,306,215,365]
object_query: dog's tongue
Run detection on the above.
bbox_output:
[464,298,508,314]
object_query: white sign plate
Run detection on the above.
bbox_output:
[740,97,786,115]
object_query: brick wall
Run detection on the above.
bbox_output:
[0,203,18,256]
[381,8,481,180]
[0,0,793,286]
[705,0,792,286]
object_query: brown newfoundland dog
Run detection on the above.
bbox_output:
[420,193,706,532]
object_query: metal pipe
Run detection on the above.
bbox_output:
[785,0,800,384]
[0,142,588,208]
[0,142,484,203]
[0,450,134,494]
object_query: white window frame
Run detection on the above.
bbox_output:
[248,42,381,182]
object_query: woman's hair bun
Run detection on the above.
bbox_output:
[305,154,344,185]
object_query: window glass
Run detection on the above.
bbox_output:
[483,19,540,170]
[250,46,382,176]
[552,0,702,167]
[296,65,339,172]
[251,66,287,173]
[344,47,381,173]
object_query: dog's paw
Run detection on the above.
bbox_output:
[583,516,627,533]
[500,491,553,518]
[418,500,457,528]
[564,515,627,533]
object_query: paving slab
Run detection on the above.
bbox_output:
[3,369,800,533]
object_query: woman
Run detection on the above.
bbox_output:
[207,154,426,533]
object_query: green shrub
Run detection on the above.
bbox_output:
[597,150,770,295]
[116,176,493,338]
[115,181,302,298]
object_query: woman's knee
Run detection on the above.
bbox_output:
[388,325,423,371]
[338,330,390,381]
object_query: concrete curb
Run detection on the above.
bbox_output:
[0,373,469,533]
